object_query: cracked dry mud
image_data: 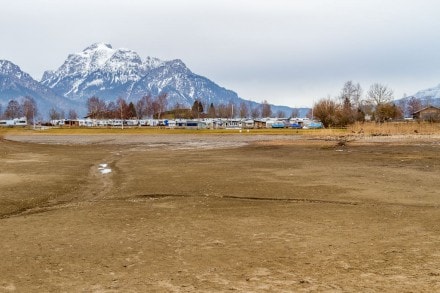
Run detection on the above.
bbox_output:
[1,133,439,292]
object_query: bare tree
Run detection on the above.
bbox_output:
[152,93,168,119]
[239,101,249,118]
[49,107,63,120]
[250,106,260,119]
[87,96,106,118]
[261,100,272,118]
[4,99,22,119]
[116,97,129,119]
[21,96,38,123]
[106,101,118,118]
[340,81,363,109]
[367,83,394,106]
[216,103,228,118]
[290,108,300,118]
[172,102,185,119]
[397,94,407,117]
[135,97,146,119]
[145,95,154,118]
[68,109,78,120]
[406,96,422,116]
[312,98,338,128]
[276,110,286,118]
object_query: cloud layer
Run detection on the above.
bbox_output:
[1,0,440,107]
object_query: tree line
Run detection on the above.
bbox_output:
[0,94,280,122]
[84,94,280,120]
[311,81,427,128]
[2,84,429,125]
[0,96,79,122]
[0,97,39,122]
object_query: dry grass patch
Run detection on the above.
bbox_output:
[348,121,440,136]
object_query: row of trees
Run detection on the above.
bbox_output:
[85,94,279,120]
[188,99,274,119]
[0,97,38,122]
[3,86,429,126]
[85,94,168,120]
[312,81,427,127]
[0,94,280,122]
[0,97,80,122]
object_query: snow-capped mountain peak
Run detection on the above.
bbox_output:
[412,84,440,100]
[40,43,168,100]
[84,42,113,51]
[1,44,296,119]
[0,59,30,80]
[38,43,248,109]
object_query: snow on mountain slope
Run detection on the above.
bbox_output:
[130,59,241,106]
[404,84,440,108]
[0,44,303,118]
[0,60,78,116]
[40,43,247,109]
[411,84,440,100]
[41,43,164,101]
[0,42,295,117]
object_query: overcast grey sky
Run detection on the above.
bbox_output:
[1,0,440,107]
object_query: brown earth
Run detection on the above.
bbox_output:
[0,132,439,292]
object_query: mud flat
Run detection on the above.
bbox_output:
[1,133,439,292]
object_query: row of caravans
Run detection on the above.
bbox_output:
[50,117,323,129]
[0,117,28,127]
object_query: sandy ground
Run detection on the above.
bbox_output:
[1,132,439,292]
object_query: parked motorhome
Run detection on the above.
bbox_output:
[290,123,303,129]
[33,116,325,130]
[175,120,207,129]
[304,121,324,129]
[0,117,27,127]
[242,119,255,129]
[254,119,266,129]
[224,119,242,129]
[271,121,287,128]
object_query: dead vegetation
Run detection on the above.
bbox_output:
[348,121,440,136]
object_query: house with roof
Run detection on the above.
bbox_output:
[412,106,440,121]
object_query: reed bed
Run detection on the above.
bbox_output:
[348,121,440,136]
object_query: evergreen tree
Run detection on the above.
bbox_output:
[207,103,216,118]
[127,102,137,119]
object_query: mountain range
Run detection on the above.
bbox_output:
[1,43,302,119]
[3,43,438,120]
[0,60,81,116]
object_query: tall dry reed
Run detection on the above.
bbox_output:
[348,121,440,135]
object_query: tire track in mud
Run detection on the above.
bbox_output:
[109,193,360,206]
[220,195,360,205]
[110,193,439,209]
